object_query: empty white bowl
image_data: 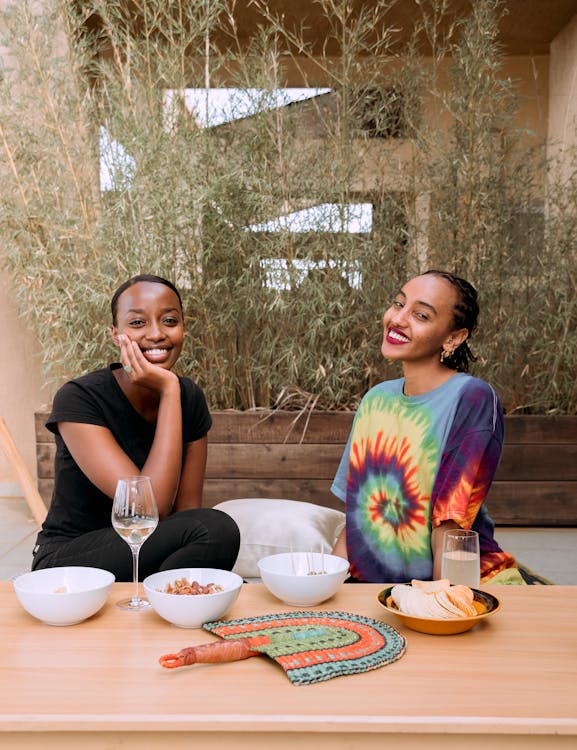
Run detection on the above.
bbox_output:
[143,568,243,628]
[257,552,349,606]
[13,566,115,626]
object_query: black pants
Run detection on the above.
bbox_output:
[32,508,240,582]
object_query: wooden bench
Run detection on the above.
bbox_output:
[34,410,577,526]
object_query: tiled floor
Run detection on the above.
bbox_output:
[0,497,39,580]
[495,527,577,585]
[1,496,576,583]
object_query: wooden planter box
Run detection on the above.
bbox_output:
[35,410,577,527]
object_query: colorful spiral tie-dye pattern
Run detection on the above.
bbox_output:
[331,374,516,583]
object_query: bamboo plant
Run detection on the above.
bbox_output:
[0,0,575,413]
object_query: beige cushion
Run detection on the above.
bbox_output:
[213,498,346,579]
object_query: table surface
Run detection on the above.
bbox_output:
[1,581,576,745]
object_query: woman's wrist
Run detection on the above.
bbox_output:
[158,373,180,399]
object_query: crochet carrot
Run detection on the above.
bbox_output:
[159,635,270,669]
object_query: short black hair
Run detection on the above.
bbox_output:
[111,274,183,325]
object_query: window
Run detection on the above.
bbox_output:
[351,86,406,138]
[99,126,136,192]
[245,203,371,290]
[163,87,331,129]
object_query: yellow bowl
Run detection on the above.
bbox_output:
[377,586,501,635]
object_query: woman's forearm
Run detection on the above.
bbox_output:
[332,526,348,560]
[140,381,183,517]
[172,439,207,512]
[431,520,460,579]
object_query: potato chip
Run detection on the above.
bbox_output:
[435,590,466,617]
[411,578,450,594]
[445,586,477,617]
[392,581,478,619]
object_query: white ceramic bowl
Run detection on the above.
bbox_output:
[143,568,243,628]
[257,552,349,606]
[13,566,115,626]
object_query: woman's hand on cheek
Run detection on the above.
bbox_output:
[118,334,135,372]
[119,334,143,371]
[118,334,178,393]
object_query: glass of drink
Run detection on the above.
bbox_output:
[111,476,159,610]
[441,529,480,587]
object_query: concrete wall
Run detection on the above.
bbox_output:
[0,270,50,488]
[0,0,51,489]
[548,10,577,180]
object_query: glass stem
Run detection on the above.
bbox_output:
[131,546,140,605]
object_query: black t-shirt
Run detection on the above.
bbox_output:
[37,364,212,544]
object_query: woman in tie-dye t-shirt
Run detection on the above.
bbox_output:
[331,270,523,584]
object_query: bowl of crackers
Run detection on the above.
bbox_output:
[257,552,349,607]
[377,578,500,635]
[143,568,243,628]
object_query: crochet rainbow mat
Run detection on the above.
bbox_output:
[203,610,407,685]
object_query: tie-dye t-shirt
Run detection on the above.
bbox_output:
[331,373,516,583]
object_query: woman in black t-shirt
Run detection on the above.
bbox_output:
[32,275,240,581]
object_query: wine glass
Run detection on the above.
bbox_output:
[441,529,480,587]
[111,476,159,610]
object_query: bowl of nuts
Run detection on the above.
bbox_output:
[143,568,243,628]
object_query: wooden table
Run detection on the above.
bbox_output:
[1,582,576,749]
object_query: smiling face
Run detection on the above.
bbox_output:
[381,274,468,366]
[111,281,184,369]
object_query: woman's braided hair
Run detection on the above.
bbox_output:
[423,269,479,373]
